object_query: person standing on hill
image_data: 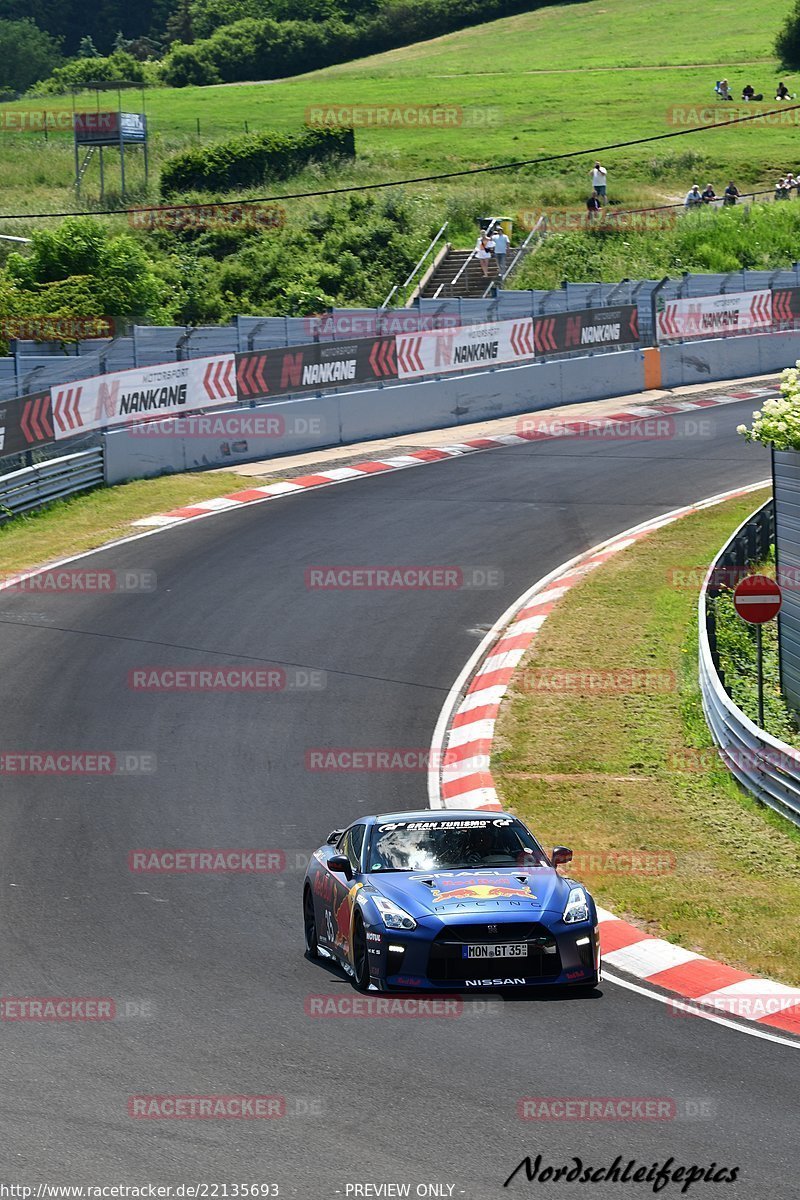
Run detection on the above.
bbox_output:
[723,181,740,205]
[586,191,602,221]
[591,162,607,202]
[493,227,510,279]
[475,230,494,279]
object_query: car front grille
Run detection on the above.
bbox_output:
[427,922,561,982]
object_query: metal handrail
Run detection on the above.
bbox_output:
[381,222,448,309]
[698,498,800,827]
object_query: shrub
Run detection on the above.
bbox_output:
[776,0,800,70]
[160,125,355,196]
[738,365,800,450]
[31,50,147,94]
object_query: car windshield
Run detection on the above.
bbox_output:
[366,817,548,872]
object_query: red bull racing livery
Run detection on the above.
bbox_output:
[302,810,601,992]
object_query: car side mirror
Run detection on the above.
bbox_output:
[552,846,573,868]
[327,854,353,879]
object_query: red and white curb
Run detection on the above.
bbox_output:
[427,478,800,1041]
[131,387,776,529]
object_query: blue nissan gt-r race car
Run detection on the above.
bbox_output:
[303,809,600,992]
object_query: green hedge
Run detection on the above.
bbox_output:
[160,126,355,196]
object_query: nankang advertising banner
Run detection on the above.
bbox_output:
[50,356,237,440]
[395,319,534,379]
[0,391,55,455]
[533,306,639,355]
[235,336,397,402]
[656,291,772,342]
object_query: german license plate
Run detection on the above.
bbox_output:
[463,943,528,959]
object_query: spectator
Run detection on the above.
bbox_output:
[776,82,792,100]
[742,84,763,101]
[591,161,607,202]
[715,79,732,100]
[701,183,717,204]
[493,226,510,278]
[475,229,494,278]
[684,184,703,210]
[723,180,740,205]
[586,190,602,221]
[775,177,790,200]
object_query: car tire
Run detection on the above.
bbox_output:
[351,912,371,992]
[303,886,319,959]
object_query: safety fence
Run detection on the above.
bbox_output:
[699,499,800,827]
[6,265,800,403]
[0,447,104,523]
[0,307,641,460]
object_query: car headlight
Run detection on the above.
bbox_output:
[373,896,417,930]
[563,886,590,924]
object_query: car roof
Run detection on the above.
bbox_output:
[370,809,514,823]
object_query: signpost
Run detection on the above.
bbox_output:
[733,574,783,726]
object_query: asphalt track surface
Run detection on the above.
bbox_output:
[0,399,794,1197]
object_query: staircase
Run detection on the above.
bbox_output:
[419,247,502,299]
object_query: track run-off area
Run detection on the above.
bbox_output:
[0,390,795,1195]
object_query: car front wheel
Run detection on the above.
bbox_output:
[351,913,371,992]
[303,886,319,958]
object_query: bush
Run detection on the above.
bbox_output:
[777,0,800,70]
[160,125,355,196]
[159,42,221,86]
[31,50,147,94]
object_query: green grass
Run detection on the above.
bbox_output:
[493,487,800,985]
[0,470,265,577]
[0,0,796,236]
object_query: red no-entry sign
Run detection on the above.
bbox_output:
[733,574,782,624]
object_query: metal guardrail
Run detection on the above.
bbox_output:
[0,447,104,523]
[699,498,800,826]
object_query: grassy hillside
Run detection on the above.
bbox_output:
[0,0,795,229]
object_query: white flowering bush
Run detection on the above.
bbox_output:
[738,363,800,449]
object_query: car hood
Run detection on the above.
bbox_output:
[368,868,574,918]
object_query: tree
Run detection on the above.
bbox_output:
[0,18,61,93]
[78,35,102,57]
[776,0,800,69]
